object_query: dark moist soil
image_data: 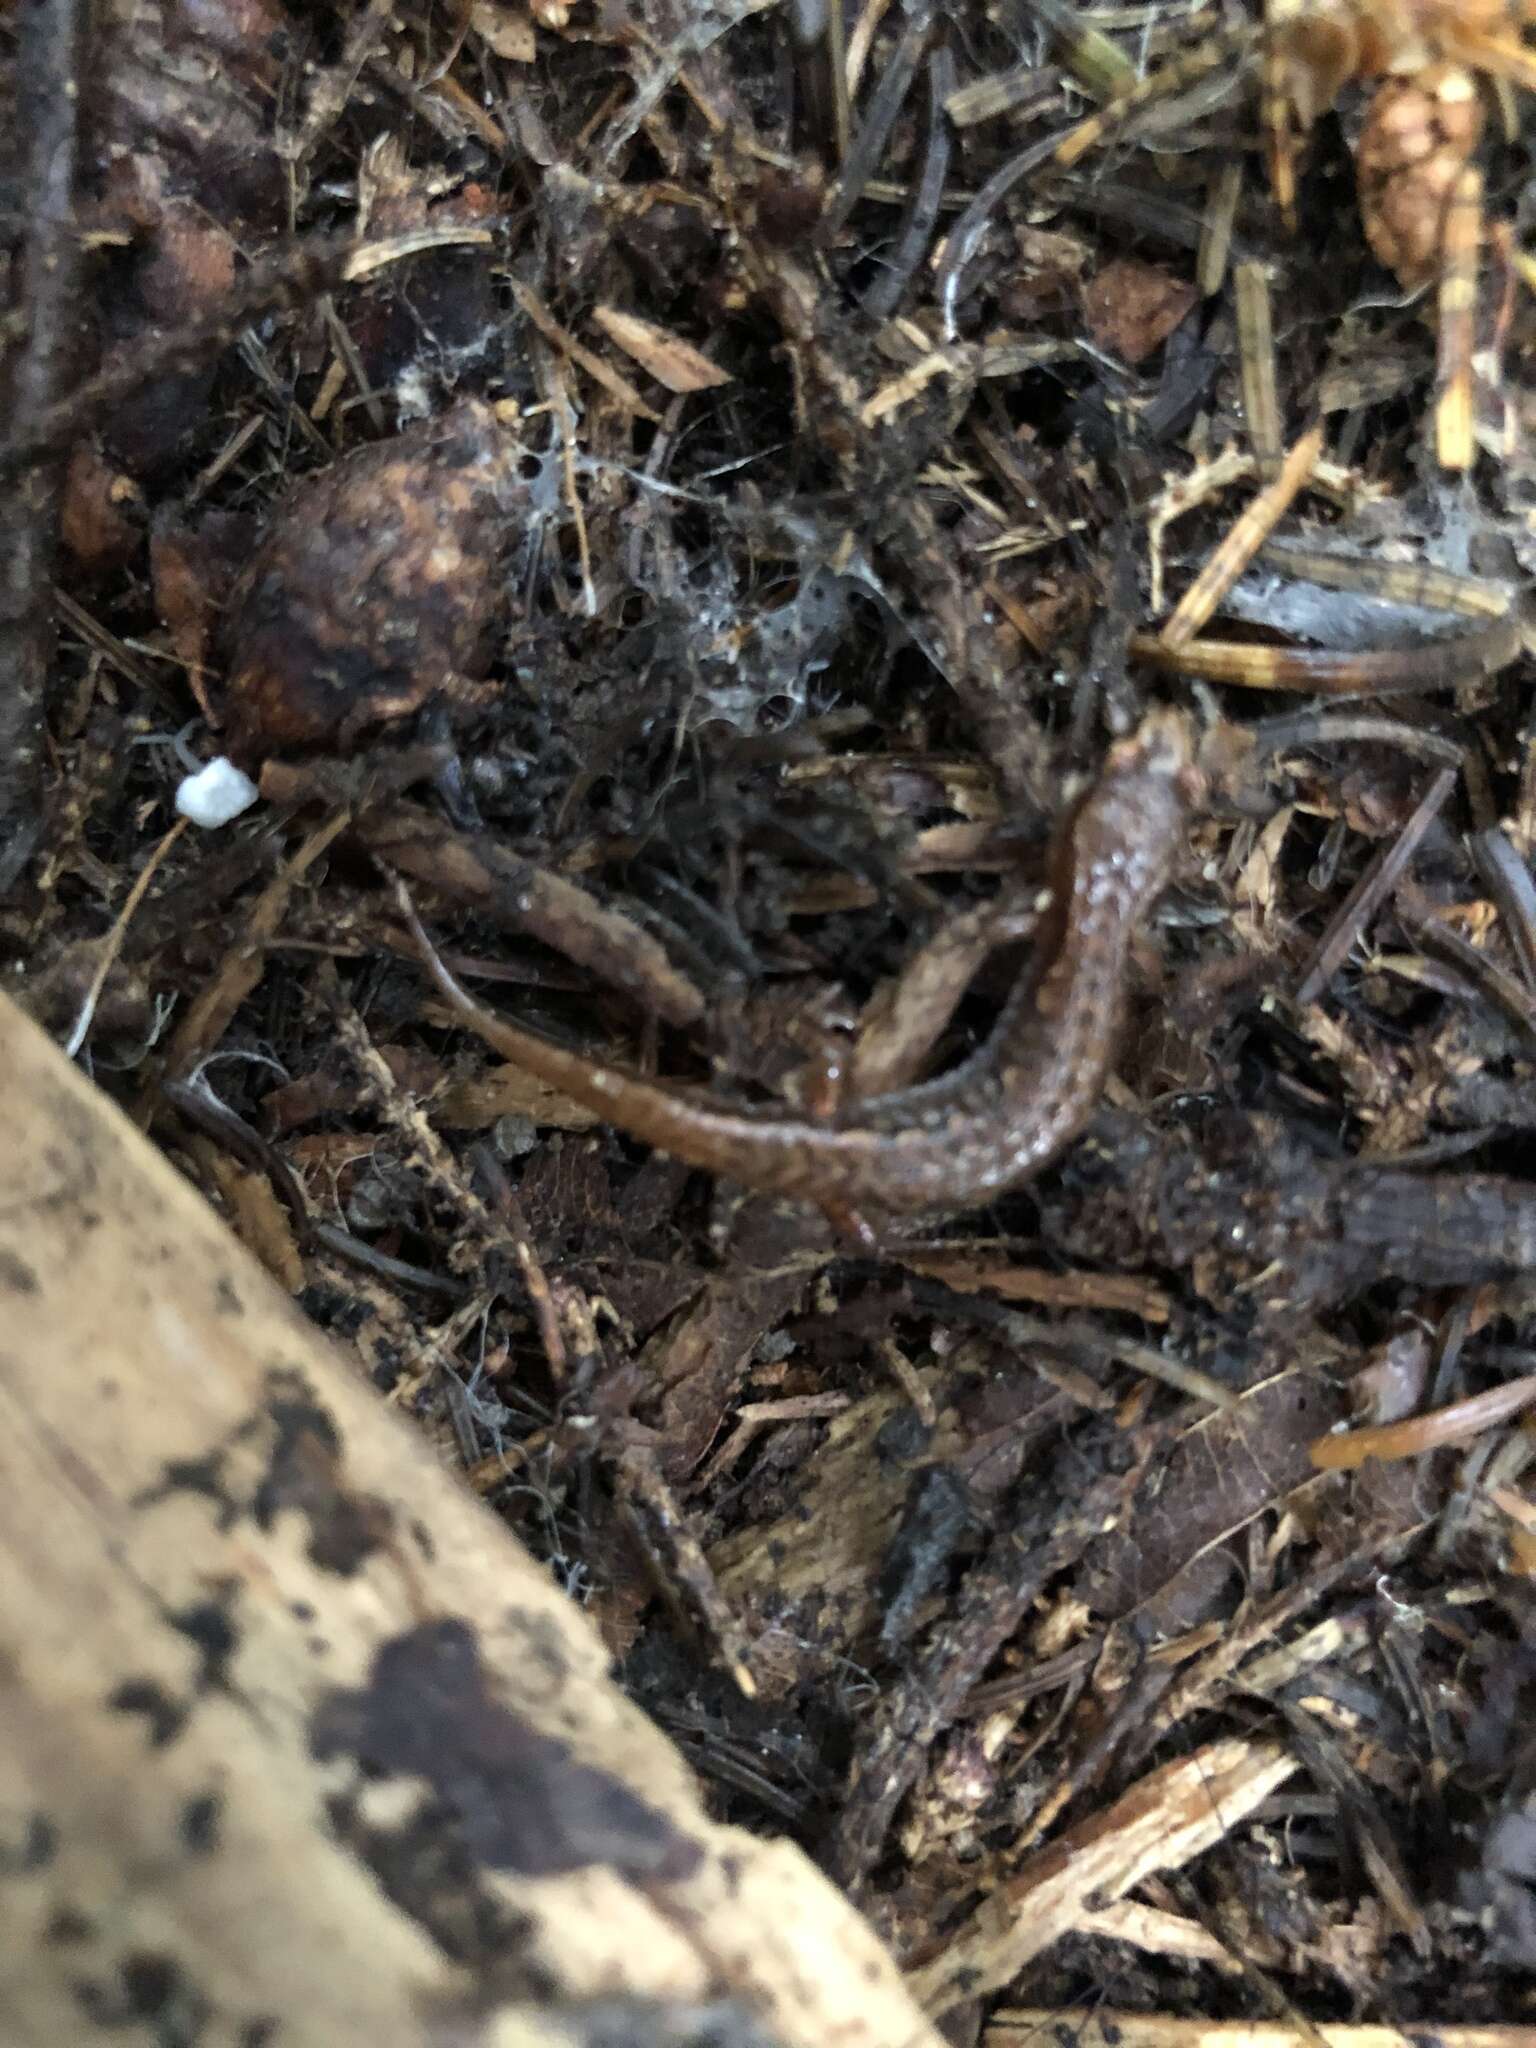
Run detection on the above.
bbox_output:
[6,1,1536,2038]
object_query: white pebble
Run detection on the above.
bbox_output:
[175,757,260,828]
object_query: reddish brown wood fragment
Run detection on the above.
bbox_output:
[1310,1372,1536,1469]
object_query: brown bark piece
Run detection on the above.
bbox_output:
[0,992,942,2048]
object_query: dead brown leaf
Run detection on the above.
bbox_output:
[1083,256,1199,365]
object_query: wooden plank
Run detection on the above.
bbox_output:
[0,991,941,2048]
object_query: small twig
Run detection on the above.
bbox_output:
[831,1445,1131,1889]
[467,1141,569,1382]
[162,1073,467,1298]
[1260,542,1514,619]
[861,44,955,323]
[550,360,597,617]
[935,130,1063,338]
[307,1223,470,1299]
[1234,261,1280,468]
[843,0,896,100]
[387,1292,498,1409]
[1248,712,1464,768]
[1434,161,1482,471]
[0,0,92,892]
[1022,0,1137,101]
[1159,424,1324,649]
[944,60,1059,129]
[320,956,513,1288]
[509,278,662,422]
[1295,766,1457,1005]
[1124,1553,1381,1769]
[1471,824,1536,994]
[1401,889,1536,1055]
[159,811,352,1086]
[66,819,190,1060]
[1197,158,1243,294]
[1310,1371,1536,1469]
[788,0,851,165]
[361,802,706,1026]
[1109,1338,1237,1412]
[820,3,933,239]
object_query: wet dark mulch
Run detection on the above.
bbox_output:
[6,0,1536,2039]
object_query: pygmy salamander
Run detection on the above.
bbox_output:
[404,710,1198,1220]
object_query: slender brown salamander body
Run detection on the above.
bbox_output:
[404,710,1197,1218]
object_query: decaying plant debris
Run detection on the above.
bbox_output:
[7,0,1536,2039]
